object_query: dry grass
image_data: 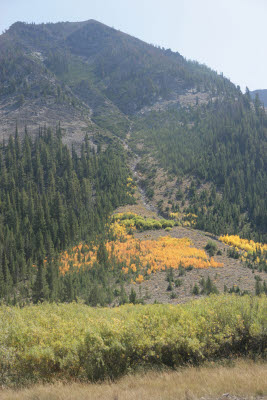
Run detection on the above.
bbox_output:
[1,360,266,400]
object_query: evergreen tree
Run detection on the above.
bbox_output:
[32,262,49,303]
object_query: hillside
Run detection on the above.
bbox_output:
[130,97,267,241]
[0,20,266,307]
[0,19,267,397]
[251,89,267,107]
[0,20,266,242]
[0,20,235,139]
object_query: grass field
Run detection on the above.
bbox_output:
[1,360,266,400]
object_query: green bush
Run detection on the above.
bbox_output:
[0,295,266,386]
[113,214,176,232]
[227,247,240,259]
[200,276,219,295]
[174,279,182,287]
[192,284,200,295]
[165,227,172,232]
[205,241,218,257]
[161,220,175,228]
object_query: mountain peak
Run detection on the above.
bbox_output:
[0,18,237,138]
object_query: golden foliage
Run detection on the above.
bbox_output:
[219,234,267,253]
[109,221,129,239]
[126,177,136,197]
[219,234,267,267]
[169,212,198,227]
[57,213,224,278]
[58,235,223,279]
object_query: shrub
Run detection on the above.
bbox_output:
[192,284,200,295]
[178,266,186,276]
[0,296,266,386]
[129,288,137,304]
[205,241,218,257]
[200,276,219,295]
[227,248,240,259]
[161,220,175,228]
[174,279,182,287]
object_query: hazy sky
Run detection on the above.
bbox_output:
[1,0,266,91]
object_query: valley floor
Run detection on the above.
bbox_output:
[1,360,266,400]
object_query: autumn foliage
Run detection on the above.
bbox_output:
[220,234,267,271]
[219,235,267,254]
[0,296,266,386]
[58,215,223,281]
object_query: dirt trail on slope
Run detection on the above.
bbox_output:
[121,121,158,214]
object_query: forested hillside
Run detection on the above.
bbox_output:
[0,20,266,243]
[0,19,236,142]
[132,92,267,241]
[0,127,133,304]
[2,20,236,113]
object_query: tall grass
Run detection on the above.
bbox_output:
[1,360,267,399]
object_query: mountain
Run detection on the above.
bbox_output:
[0,20,235,141]
[251,89,267,107]
[0,20,266,241]
[0,20,266,390]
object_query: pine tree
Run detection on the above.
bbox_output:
[97,241,109,265]
[32,262,49,303]
[129,288,137,304]
[192,284,200,295]
[0,263,5,298]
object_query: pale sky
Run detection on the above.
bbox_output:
[0,0,266,91]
